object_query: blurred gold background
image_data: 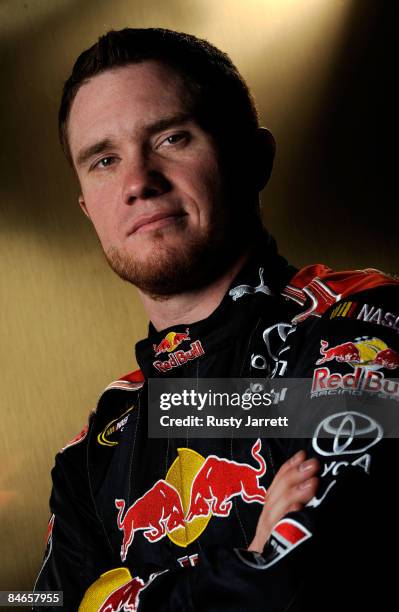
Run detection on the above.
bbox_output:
[0,0,395,592]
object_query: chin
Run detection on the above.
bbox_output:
[103,222,244,296]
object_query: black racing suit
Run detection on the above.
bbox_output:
[34,235,399,610]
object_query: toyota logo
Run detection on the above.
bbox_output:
[312,411,383,457]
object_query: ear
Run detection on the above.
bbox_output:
[253,127,276,191]
[78,194,91,219]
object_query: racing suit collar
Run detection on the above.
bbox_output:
[135,230,297,379]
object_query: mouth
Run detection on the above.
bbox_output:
[128,211,187,236]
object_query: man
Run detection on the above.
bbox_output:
[35,28,399,610]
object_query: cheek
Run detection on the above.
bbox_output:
[84,197,117,244]
[179,155,224,214]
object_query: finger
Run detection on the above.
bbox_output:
[284,479,319,514]
[261,476,319,526]
[286,502,303,513]
[277,450,306,477]
[266,458,319,505]
[297,458,320,478]
[296,476,319,502]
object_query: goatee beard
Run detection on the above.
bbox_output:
[102,221,249,299]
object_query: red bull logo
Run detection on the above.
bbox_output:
[312,338,399,398]
[312,366,399,398]
[115,440,266,561]
[186,438,266,521]
[316,340,360,365]
[79,567,166,612]
[99,576,145,611]
[316,337,399,371]
[152,328,205,373]
[115,481,185,562]
[153,328,191,356]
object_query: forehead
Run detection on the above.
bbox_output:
[68,61,191,158]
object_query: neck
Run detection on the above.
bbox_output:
[137,248,250,332]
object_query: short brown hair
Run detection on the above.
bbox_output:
[59,28,259,167]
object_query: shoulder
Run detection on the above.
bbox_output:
[56,367,145,461]
[282,263,399,324]
[281,264,399,377]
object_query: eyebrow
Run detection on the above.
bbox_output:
[75,112,193,169]
[76,138,115,169]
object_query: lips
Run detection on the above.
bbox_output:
[128,211,186,235]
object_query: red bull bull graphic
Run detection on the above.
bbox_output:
[99,576,145,612]
[312,337,399,398]
[153,328,191,355]
[115,440,267,560]
[115,481,185,562]
[186,438,266,522]
[316,337,399,370]
[78,567,166,612]
[152,327,205,373]
[373,347,399,369]
[316,340,360,365]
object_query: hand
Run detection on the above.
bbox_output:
[248,450,319,553]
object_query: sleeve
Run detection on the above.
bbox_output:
[120,287,399,611]
[33,431,112,611]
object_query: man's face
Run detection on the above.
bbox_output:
[68,61,245,296]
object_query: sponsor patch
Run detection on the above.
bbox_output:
[357,304,399,331]
[312,412,383,457]
[262,518,312,568]
[321,453,371,477]
[312,365,399,400]
[97,406,134,447]
[316,336,399,370]
[78,567,167,612]
[312,337,399,399]
[329,301,358,319]
[234,518,311,570]
[229,267,272,301]
[114,440,266,561]
[329,301,399,332]
[152,327,205,373]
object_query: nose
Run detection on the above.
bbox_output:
[122,152,171,205]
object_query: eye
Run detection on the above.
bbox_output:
[159,132,189,148]
[93,156,116,170]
